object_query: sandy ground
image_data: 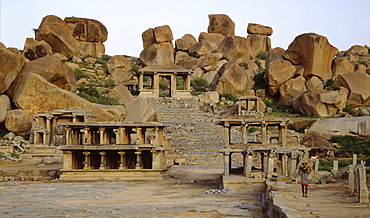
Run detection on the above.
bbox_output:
[275,182,370,218]
[2,162,370,217]
[0,165,263,217]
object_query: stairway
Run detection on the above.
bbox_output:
[146,97,241,165]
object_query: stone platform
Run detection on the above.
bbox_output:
[60,169,164,181]
[222,175,266,193]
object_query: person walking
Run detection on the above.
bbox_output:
[298,161,312,197]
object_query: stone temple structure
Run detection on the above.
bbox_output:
[218,117,310,192]
[138,65,193,98]
[58,121,169,181]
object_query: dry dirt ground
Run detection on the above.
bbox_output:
[275,182,370,218]
[2,162,370,218]
[0,164,263,217]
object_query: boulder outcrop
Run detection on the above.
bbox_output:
[334,71,370,106]
[142,28,156,49]
[198,32,225,52]
[247,23,273,36]
[124,97,156,122]
[307,116,370,140]
[5,109,33,135]
[35,15,80,58]
[219,35,252,61]
[107,55,133,83]
[279,76,307,107]
[153,25,173,43]
[284,33,338,81]
[175,34,197,51]
[64,17,108,42]
[140,42,175,66]
[175,55,200,70]
[265,47,285,69]
[8,56,76,96]
[331,57,355,80]
[0,95,11,123]
[23,38,53,61]
[296,89,346,117]
[0,46,26,94]
[212,58,255,97]
[207,14,235,36]
[246,34,271,57]
[12,73,117,122]
[264,60,296,95]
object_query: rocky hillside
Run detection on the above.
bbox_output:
[0,13,369,142]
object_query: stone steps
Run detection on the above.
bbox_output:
[146,97,243,165]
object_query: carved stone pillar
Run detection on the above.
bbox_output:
[279,121,287,147]
[99,151,106,169]
[223,152,231,176]
[65,127,72,145]
[118,151,126,169]
[261,122,267,147]
[244,151,253,178]
[135,151,142,169]
[136,128,145,144]
[63,151,73,170]
[281,154,288,176]
[223,122,230,147]
[267,152,276,178]
[83,127,91,145]
[83,151,91,169]
[99,127,105,145]
[241,122,248,144]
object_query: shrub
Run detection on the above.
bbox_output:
[358,59,366,65]
[239,62,249,69]
[220,92,236,102]
[131,64,140,75]
[248,126,259,133]
[253,69,268,90]
[77,84,120,105]
[254,58,262,70]
[221,56,229,61]
[74,69,91,80]
[256,50,268,60]
[190,78,210,93]
[330,135,370,157]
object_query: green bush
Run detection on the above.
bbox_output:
[239,62,249,69]
[358,59,366,65]
[248,126,259,133]
[131,64,140,75]
[221,56,229,61]
[330,135,370,157]
[256,50,268,60]
[176,77,184,90]
[253,69,268,90]
[190,78,210,93]
[74,69,90,80]
[77,84,120,105]
[220,92,236,102]
[254,58,262,70]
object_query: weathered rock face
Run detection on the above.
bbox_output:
[107,55,132,74]
[64,17,108,42]
[8,56,76,96]
[175,55,200,70]
[307,116,370,140]
[265,47,285,69]
[279,76,307,107]
[142,28,156,49]
[213,58,255,97]
[355,64,367,73]
[154,25,173,43]
[207,14,235,36]
[219,35,252,61]
[296,89,344,117]
[331,57,355,80]
[13,73,116,122]
[0,95,11,123]
[79,41,105,57]
[107,84,134,106]
[246,34,271,57]
[36,15,80,58]
[334,71,370,106]
[284,33,338,80]
[189,41,212,57]
[124,97,156,122]
[0,47,26,94]
[198,32,225,52]
[175,34,197,51]
[346,45,368,56]
[264,60,296,95]
[199,53,223,70]
[306,76,323,90]
[140,42,175,66]
[107,55,133,83]
[247,23,273,36]
[23,38,53,61]
[5,109,33,135]
[199,91,219,106]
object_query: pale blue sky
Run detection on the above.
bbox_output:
[1,0,369,57]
